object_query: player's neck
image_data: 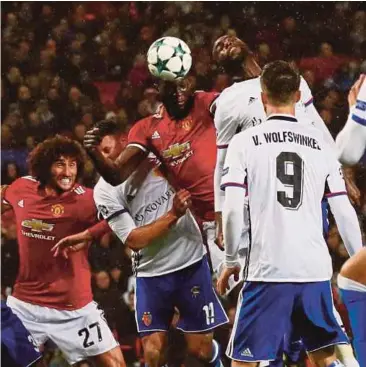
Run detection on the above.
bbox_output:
[265,104,296,118]
[43,185,70,197]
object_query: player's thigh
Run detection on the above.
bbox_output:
[292,281,348,353]
[6,296,48,347]
[1,300,42,367]
[135,274,176,335]
[340,247,366,286]
[141,331,167,356]
[174,256,228,333]
[227,282,295,363]
[184,331,214,359]
[47,301,118,365]
[89,345,126,367]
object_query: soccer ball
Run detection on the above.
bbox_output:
[147,37,192,81]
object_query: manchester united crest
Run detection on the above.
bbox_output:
[142,312,152,327]
[180,117,193,131]
[51,204,64,217]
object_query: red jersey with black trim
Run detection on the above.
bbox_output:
[128,91,219,221]
[4,176,97,310]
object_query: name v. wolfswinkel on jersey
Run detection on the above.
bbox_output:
[251,130,321,150]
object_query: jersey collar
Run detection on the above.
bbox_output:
[267,114,297,123]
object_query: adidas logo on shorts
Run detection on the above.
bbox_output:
[241,348,253,357]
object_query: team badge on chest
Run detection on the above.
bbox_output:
[142,312,152,326]
[51,204,64,217]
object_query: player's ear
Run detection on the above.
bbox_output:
[295,90,301,103]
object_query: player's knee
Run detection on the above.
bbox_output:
[186,333,213,361]
[98,347,126,367]
[142,336,164,366]
[144,347,161,366]
[309,345,337,366]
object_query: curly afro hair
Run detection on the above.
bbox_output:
[28,135,87,186]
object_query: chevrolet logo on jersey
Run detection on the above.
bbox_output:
[21,219,54,232]
[162,142,191,159]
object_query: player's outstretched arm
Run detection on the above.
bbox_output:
[325,155,363,256]
[51,220,112,258]
[336,74,366,166]
[109,190,191,251]
[1,185,13,214]
[217,136,247,295]
[84,127,147,185]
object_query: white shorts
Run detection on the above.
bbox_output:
[7,296,118,365]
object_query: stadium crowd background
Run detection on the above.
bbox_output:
[1,2,366,366]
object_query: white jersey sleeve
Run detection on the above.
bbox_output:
[214,82,254,211]
[299,76,337,150]
[220,135,248,267]
[336,79,366,165]
[214,88,242,212]
[299,76,314,108]
[324,147,363,256]
[93,178,136,244]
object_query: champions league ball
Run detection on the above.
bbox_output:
[147,37,192,81]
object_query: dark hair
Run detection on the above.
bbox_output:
[28,135,87,186]
[94,120,122,136]
[260,60,300,106]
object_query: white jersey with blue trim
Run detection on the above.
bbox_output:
[221,114,360,282]
[214,76,314,149]
[94,167,205,277]
[336,78,366,165]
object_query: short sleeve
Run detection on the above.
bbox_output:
[94,180,128,221]
[300,76,313,107]
[214,91,241,148]
[3,177,33,206]
[127,118,151,152]
[220,135,247,191]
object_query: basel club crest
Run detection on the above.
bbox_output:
[142,312,152,327]
[51,204,64,217]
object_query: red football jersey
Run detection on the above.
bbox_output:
[128,91,219,221]
[4,176,97,310]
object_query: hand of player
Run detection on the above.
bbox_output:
[171,189,192,218]
[214,212,224,251]
[83,127,102,152]
[51,230,92,259]
[216,265,240,296]
[348,74,365,108]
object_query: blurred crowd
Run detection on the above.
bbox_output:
[1,2,366,366]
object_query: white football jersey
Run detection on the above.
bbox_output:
[214,76,313,148]
[94,167,205,277]
[221,114,347,282]
[336,79,366,165]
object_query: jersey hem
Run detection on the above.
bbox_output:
[25,355,42,367]
[135,255,204,278]
[10,294,93,311]
[245,277,331,282]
